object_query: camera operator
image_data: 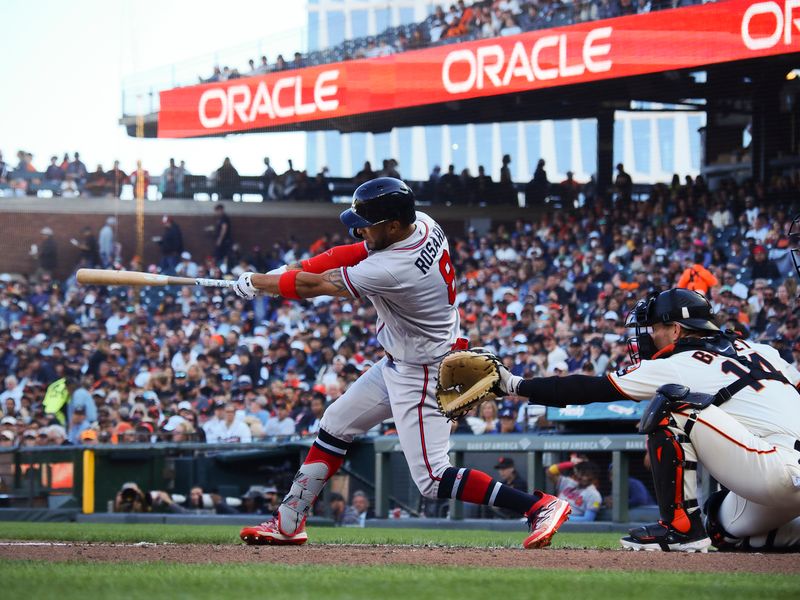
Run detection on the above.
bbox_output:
[113,482,152,513]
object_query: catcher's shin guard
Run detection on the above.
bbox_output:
[647,421,700,532]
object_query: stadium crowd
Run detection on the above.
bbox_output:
[0,171,798,453]
[197,0,710,82]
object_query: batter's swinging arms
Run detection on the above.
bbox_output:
[233,177,571,548]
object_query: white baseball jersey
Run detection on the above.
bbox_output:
[339,211,461,364]
[609,337,800,548]
[608,338,800,439]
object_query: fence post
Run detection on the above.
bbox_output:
[82,449,95,514]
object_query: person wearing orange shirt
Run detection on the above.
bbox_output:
[676,262,718,296]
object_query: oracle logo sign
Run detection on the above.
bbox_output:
[198,69,340,129]
[441,26,613,94]
[741,0,800,49]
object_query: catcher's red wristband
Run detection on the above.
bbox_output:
[556,461,574,471]
[278,270,301,300]
[301,242,368,273]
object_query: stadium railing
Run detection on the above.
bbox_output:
[0,433,688,524]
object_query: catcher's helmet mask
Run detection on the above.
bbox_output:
[340,177,416,239]
[626,288,719,364]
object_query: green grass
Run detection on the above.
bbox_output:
[0,521,621,548]
[0,562,798,600]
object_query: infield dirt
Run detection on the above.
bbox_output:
[0,542,796,573]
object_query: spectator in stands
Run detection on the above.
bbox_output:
[66,152,87,190]
[262,157,277,197]
[85,165,109,197]
[351,490,373,526]
[525,159,549,205]
[216,157,240,200]
[274,55,287,71]
[155,215,184,272]
[213,204,233,266]
[606,460,655,509]
[32,226,58,276]
[497,402,522,433]
[547,459,602,522]
[354,161,375,185]
[614,163,633,200]
[264,402,296,437]
[437,164,461,204]
[0,150,8,184]
[329,492,360,526]
[676,261,718,296]
[67,405,91,444]
[106,160,128,198]
[160,158,179,197]
[44,156,65,189]
[98,217,117,268]
[213,402,251,443]
[72,226,100,268]
[560,171,581,205]
[750,244,780,280]
[129,160,150,199]
[0,429,15,447]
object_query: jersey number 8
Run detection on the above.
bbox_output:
[438,250,456,305]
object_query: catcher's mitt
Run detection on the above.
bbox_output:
[435,349,503,420]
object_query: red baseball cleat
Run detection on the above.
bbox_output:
[240,514,308,546]
[523,495,571,549]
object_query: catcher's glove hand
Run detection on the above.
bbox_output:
[435,349,505,420]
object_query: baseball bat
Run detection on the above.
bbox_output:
[76,268,235,289]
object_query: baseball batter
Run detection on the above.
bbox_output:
[489,288,800,552]
[234,177,570,548]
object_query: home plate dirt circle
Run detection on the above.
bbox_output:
[0,542,797,573]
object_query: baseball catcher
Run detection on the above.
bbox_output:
[467,288,800,552]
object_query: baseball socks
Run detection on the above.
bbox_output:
[437,466,545,514]
[276,429,350,536]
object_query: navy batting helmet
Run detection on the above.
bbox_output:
[340,177,416,238]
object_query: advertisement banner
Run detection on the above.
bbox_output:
[546,401,645,421]
[158,0,800,137]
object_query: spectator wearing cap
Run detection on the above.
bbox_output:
[588,338,610,374]
[492,456,528,518]
[67,405,91,444]
[328,492,360,526]
[497,402,522,433]
[547,458,602,522]
[264,402,295,437]
[240,485,279,514]
[565,336,588,373]
[549,361,569,377]
[0,429,15,447]
[750,244,780,281]
[78,428,99,445]
[175,251,199,278]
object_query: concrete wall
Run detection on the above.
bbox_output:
[0,198,536,279]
